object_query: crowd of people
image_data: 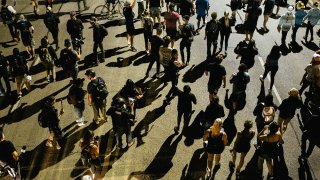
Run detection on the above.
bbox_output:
[0,0,319,179]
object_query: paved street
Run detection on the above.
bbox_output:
[0,0,319,179]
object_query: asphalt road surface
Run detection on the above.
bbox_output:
[0,0,319,179]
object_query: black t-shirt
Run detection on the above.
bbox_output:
[205,20,220,40]
[0,140,16,164]
[10,55,28,76]
[206,63,226,87]
[87,77,106,102]
[279,97,302,119]
[17,19,32,39]
[179,0,193,16]
[177,89,197,112]
[66,19,83,36]
[69,85,86,103]
[106,106,134,129]
[150,0,161,7]
[59,48,78,68]
[239,46,258,68]
[123,6,134,22]
[150,35,164,56]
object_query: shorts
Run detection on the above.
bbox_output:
[150,7,161,17]
[197,15,206,21]
[166,28,177,40]
[126,23,135,35]
[264,1,275,16]
[22,36,35,47]
[208,84,221,94]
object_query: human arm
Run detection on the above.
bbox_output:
[12,151,19,161]
[203,129,210,141]
[130,0,136,8]
[222,75,226,88]
[90,144,99,159]
[257,125,268,141]
[88,93,93,106]
[222,132,228,146]
[161,0,164,7]
[8,5,16,14]
[192,94,197,104]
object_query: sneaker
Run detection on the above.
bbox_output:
[56,145,61,150]
[128,139,135,147]
[46,141,53,147]
[77,122,85,127]
[131,46,137,52]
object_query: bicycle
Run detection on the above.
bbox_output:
[94,0,125,20]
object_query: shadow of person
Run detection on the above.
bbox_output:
[106,51,146,68]
[184,110,205,146]
[273,144,292,180]
[128,133,183,179]
[223,110,237,146]
[298,156,314,180]
[237,150,260,179]
[182,61,206,83]
[289,42,303,53]
[136,78,166,108]
[132,103,167,147]
[279,43,291,56]
[180,148,207,180]
[301,40,319,51]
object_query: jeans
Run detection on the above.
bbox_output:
[220,33,230,51]
[291,24,301,43]
[262,65,278,90]
[114,125,133,147]
[65,66,79,81]
[180,40,191,63]
[146,54,160,75]
[93,42,104,64]
[305,21,314,40]
[50,29,59,48]
[6,21,16,40]
[281,30,288,45]
[92,101,107,122]
[207,38,217,58]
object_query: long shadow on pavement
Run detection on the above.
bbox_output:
[182,61,206,83]
[180,148,207,180]
[183,110,204,147]
[106,51,146,68]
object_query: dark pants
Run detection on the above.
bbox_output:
[301,131,316,158]
[0,70,11,92]
[220,33,230,51]
[77,0,88,11]
[262,65,278,90]
[137,2,145,18]
[143,31,152,51]
[146,54,160,75]
[291,24,301,43]
[93,41,104,64]
[64,66,79,80]
[7,22,16,40]
[207,38,217,58]
[177,110,191,129]
[305,21,314,40]
[180,40,191,64]
[50,29,59,49]
[166,78,178,99]
[281,30,288,45]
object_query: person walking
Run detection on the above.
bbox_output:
[146,28,164,77]
[179,0,194,17]
[124,0,137,51]
[299,56,320,94]
[149,0,164,24]
[0,50,11,95]
[164,3,181,48]
[203,118,228,179]
[260,44,281,93]
[159,36,173,79]
[180,15,196,66]
[256,121,282,180]
[142,10,154,53]
[86,69,108,125]
[237,40,258,70]
[44,96,64,150]
[16,15,35,59]
[244,0,262,40]
[303,2,320,42]
[291,1,306,44]
[10,48,30,99]
[195,0,209,31]
[90,17,107,65]
[229,120,255,179]
[38,36,57,83]
[219,11,232,55]
[107,97,135,149]
[203,96,225,130]
[43,7,60,51]
[67,78,87,126]
[60,39,81,81]
[277,88,302,135]
[137,0,144,19]
[204,12,220,59]
[262,0,275,32]
[1,0,16,41]
[66,12,84,52]
[277,5,295,46]
[204,54,226,99]
[174,85,197,133]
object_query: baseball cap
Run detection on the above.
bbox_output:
[287,5,294,11]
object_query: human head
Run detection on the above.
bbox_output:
[156,28,163,36]
[41,36,49,47]
[19,15,25,21]
[238,63,247,72]
[210,95,219,103]
[46,95,56,106]
[244,120,253,130]
[171,49,178,59]
[224,11,229,17]
[183,85,191,93]
[144,10,150,16]
[183,15,190,23]
[13,48,19,55]
[311,51,320,65]
[287,5,294,16]
[288,88,299,98]
[163,36,171,47]
[64,39,72,48]
[114,97,126,109]
[126,79,135,88]
[212,118,223,130]
[1,0,6,6]
[85,69,96,79]
[268,121,279,135]
[265,94,274,106]
[73,78,85,87]
[296,1,305,9]
[215,54,224,64]
[90,16,97,25]
[70,11,77,19]
[211,12,217,20]
[169,4,175,11]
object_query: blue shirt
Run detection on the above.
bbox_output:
[295,9,307,25]
[196,0,209,17]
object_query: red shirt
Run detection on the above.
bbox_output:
[164,11,180,29]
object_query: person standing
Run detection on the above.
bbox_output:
[262,0,275,32]
[142,10,154,53]
[43,7,60,51]
[237,40,258,70]
[174,85,197,133]
[107,97,135,149]
[0,50,11,95]
[219,11,232,55]
[60,39,81,81]
[86,69,108,125]
[1,0,16,41]
[16,15,35,59]
[204,54,226,100]
[260,45,281,92]
[67,78,87,126]
[229,120,255,179]
[303,2,320,42]
[291,1,306,44]
[38,36,57,83]
[77,0,89,12]
[66,12,84,52]
[123,0,137,52]
[204,12,220,59]
[149,0,164,24]
[277,5,295,46]
[195,0,209,30]
[90,17,107,65]
[203,118,228,179]
[44,96,64,150]
[244,0,262,41]
[180,15,195,66]
[10,48,30,99]
[146,28,163,77]
[164,3,181,48]
[137,0,145,19]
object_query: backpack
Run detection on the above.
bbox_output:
[182,23,194,42]
[60,49,77,68]
[234,40,247,54]
[207,20,219,39]
[143,17,153,32]
[38,109,49,128]
[235,23,245,34]
[1,5,12,22]
[39,47,53,64]
[262,104,275,123]
[92,77,109,101]
[99,25,108,37]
